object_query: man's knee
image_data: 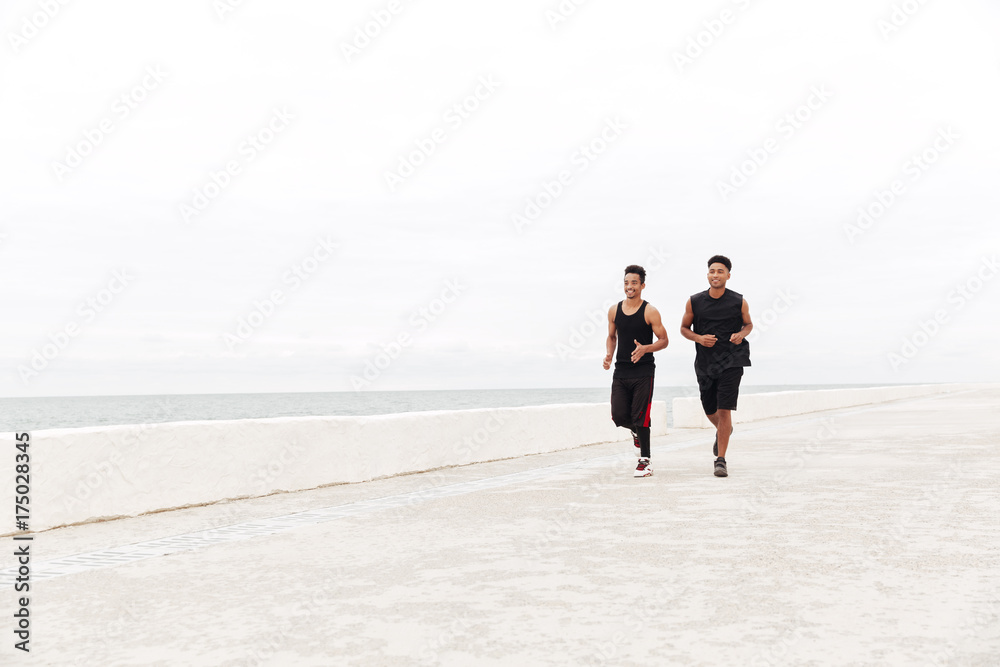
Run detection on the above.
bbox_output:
[611,407,632,428]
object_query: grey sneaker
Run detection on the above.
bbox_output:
[714,457,728,477]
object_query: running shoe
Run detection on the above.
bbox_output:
[634,458,652,478]
[631,430,640,451]
[714,457,728,477]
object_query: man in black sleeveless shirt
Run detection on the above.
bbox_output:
[680,255,753,478]
[603,265,669,478]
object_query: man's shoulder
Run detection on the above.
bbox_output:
[726,288,744,300]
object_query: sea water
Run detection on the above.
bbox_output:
[0,385,884,432]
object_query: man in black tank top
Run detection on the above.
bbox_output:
[680,255,753,478]
[603,265,669,478]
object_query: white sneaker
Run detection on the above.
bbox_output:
[634,458,652,478]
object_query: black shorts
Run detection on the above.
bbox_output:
[697,367,743,415]
[610,375,655,430]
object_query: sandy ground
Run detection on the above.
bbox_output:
[2,387,998,666]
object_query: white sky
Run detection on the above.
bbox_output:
[1,0,998,396]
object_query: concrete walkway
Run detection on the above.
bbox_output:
[4,388,999,666]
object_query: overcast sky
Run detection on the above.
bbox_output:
[1,0,998,397]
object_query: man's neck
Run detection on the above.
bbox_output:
[708,286,726,299]
[624,295,643,309]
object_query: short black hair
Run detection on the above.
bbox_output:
[707,255,731,271]
[624,264,646,284]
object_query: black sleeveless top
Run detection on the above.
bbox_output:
[614,300,655,378]
[690,288,751,378]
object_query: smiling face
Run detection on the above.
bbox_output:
[624,273,644,299]
[707,262,730,290]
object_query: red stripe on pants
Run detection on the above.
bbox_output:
[642,377,654,427]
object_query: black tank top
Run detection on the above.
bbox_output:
[690,288,751,378]
[614,300,655,378]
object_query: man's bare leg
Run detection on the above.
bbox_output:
[715,409,733,458]
[705,410,734,456]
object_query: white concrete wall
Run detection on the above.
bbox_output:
[672,384,963,428]
[1,402,667,534]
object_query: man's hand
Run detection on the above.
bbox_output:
[699,334,717,347]
[603,353,612,370]
[730,331,745,345]
[630,339,646,363]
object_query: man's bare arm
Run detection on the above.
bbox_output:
[603,305,617,370]
[680,298,716,347]
[729,299,753,344]
[631,304,669,363]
